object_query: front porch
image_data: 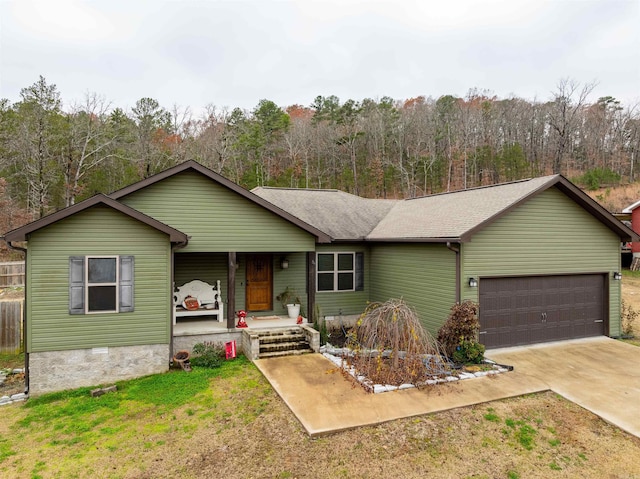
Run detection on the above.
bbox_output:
[172,315,320,360]
[174,314,304,335]
[174,251,318,328]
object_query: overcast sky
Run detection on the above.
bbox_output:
[1,0,638,114]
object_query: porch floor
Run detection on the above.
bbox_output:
[173,315,307,336]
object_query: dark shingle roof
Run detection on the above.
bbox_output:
[252,187,398,240]
[254,176,638,243]
[368,176,557,240]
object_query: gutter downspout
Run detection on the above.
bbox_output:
[446,242,461,303]
[3,238,28,395]
[170,239,189,365]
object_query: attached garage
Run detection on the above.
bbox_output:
[256,173,638,345]
[478,274,606,349]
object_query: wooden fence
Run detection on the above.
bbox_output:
[0,261,25,288]
[0,301,23,354]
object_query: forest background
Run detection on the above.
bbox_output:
[1,76,639,258]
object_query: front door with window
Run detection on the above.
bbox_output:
[246,254,273,311]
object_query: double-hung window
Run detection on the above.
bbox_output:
[69,255,134,314]
[317,252,364,292]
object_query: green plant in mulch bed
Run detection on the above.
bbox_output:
[452,340,486,365]
[190,341,226,368]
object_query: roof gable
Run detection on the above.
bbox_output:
[2,194,188,243]
[110,161,330,243]
[367,175,637,242]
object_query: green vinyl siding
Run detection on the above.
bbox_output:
[175,253,228,287]
[315,245,370,317]
[369,243,457,336]
[270,252,308,316]
[461,187,621,335]
[26,206,172,352]
[119,171,315,253]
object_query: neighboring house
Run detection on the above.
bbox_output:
[2,161,636,394]
[621,201,640,258]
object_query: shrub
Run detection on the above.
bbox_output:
[437,301,481,359]
[621,300,637,338]
[313,316,328,345]
[190,341,225,368]
[452,340,486,364]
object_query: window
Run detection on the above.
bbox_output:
[69,256,134,314]
[317,252,364,292]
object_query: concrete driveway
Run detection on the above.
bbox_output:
[255,337,640,437]
[486,337,640,438]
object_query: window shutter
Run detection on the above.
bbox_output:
[119,256,135,312]
[69,256,85,314]
[355,252,364,291]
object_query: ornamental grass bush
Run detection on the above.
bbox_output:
[344,299,449,389]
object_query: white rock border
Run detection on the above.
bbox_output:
[321,345,510,394]
[0,368,27,406]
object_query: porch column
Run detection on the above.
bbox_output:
[227,252,236,329]
[307,251,316,324]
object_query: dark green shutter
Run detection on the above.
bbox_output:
[355,252,364,291]
[119,256,134,312]
[69,256,85,314]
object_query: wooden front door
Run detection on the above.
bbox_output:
[246,254,273,311]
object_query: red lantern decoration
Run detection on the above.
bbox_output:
[236,309,248,328]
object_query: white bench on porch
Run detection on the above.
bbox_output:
[173,279,224,323]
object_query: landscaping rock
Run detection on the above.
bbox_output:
[90,385,117,397]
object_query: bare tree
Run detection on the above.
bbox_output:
[547,78,597,174]
[63,92,116,206]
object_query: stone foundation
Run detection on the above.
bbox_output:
[28,344,170,396]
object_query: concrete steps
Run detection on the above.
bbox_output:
[258,328,313,358]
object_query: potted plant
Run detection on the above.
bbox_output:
[276,286,302,319]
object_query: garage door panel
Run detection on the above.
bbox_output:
[480,274,606,349]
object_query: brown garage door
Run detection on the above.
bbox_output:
[479,274,606,349]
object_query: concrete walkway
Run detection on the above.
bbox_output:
[254,337,640,437]
[254,352,548,436]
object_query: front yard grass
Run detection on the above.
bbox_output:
[1,357,639,478]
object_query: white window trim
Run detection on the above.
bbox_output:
[317,252,356,292]
[85,255,120,314]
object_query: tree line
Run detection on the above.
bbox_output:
[1,76,639,229]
